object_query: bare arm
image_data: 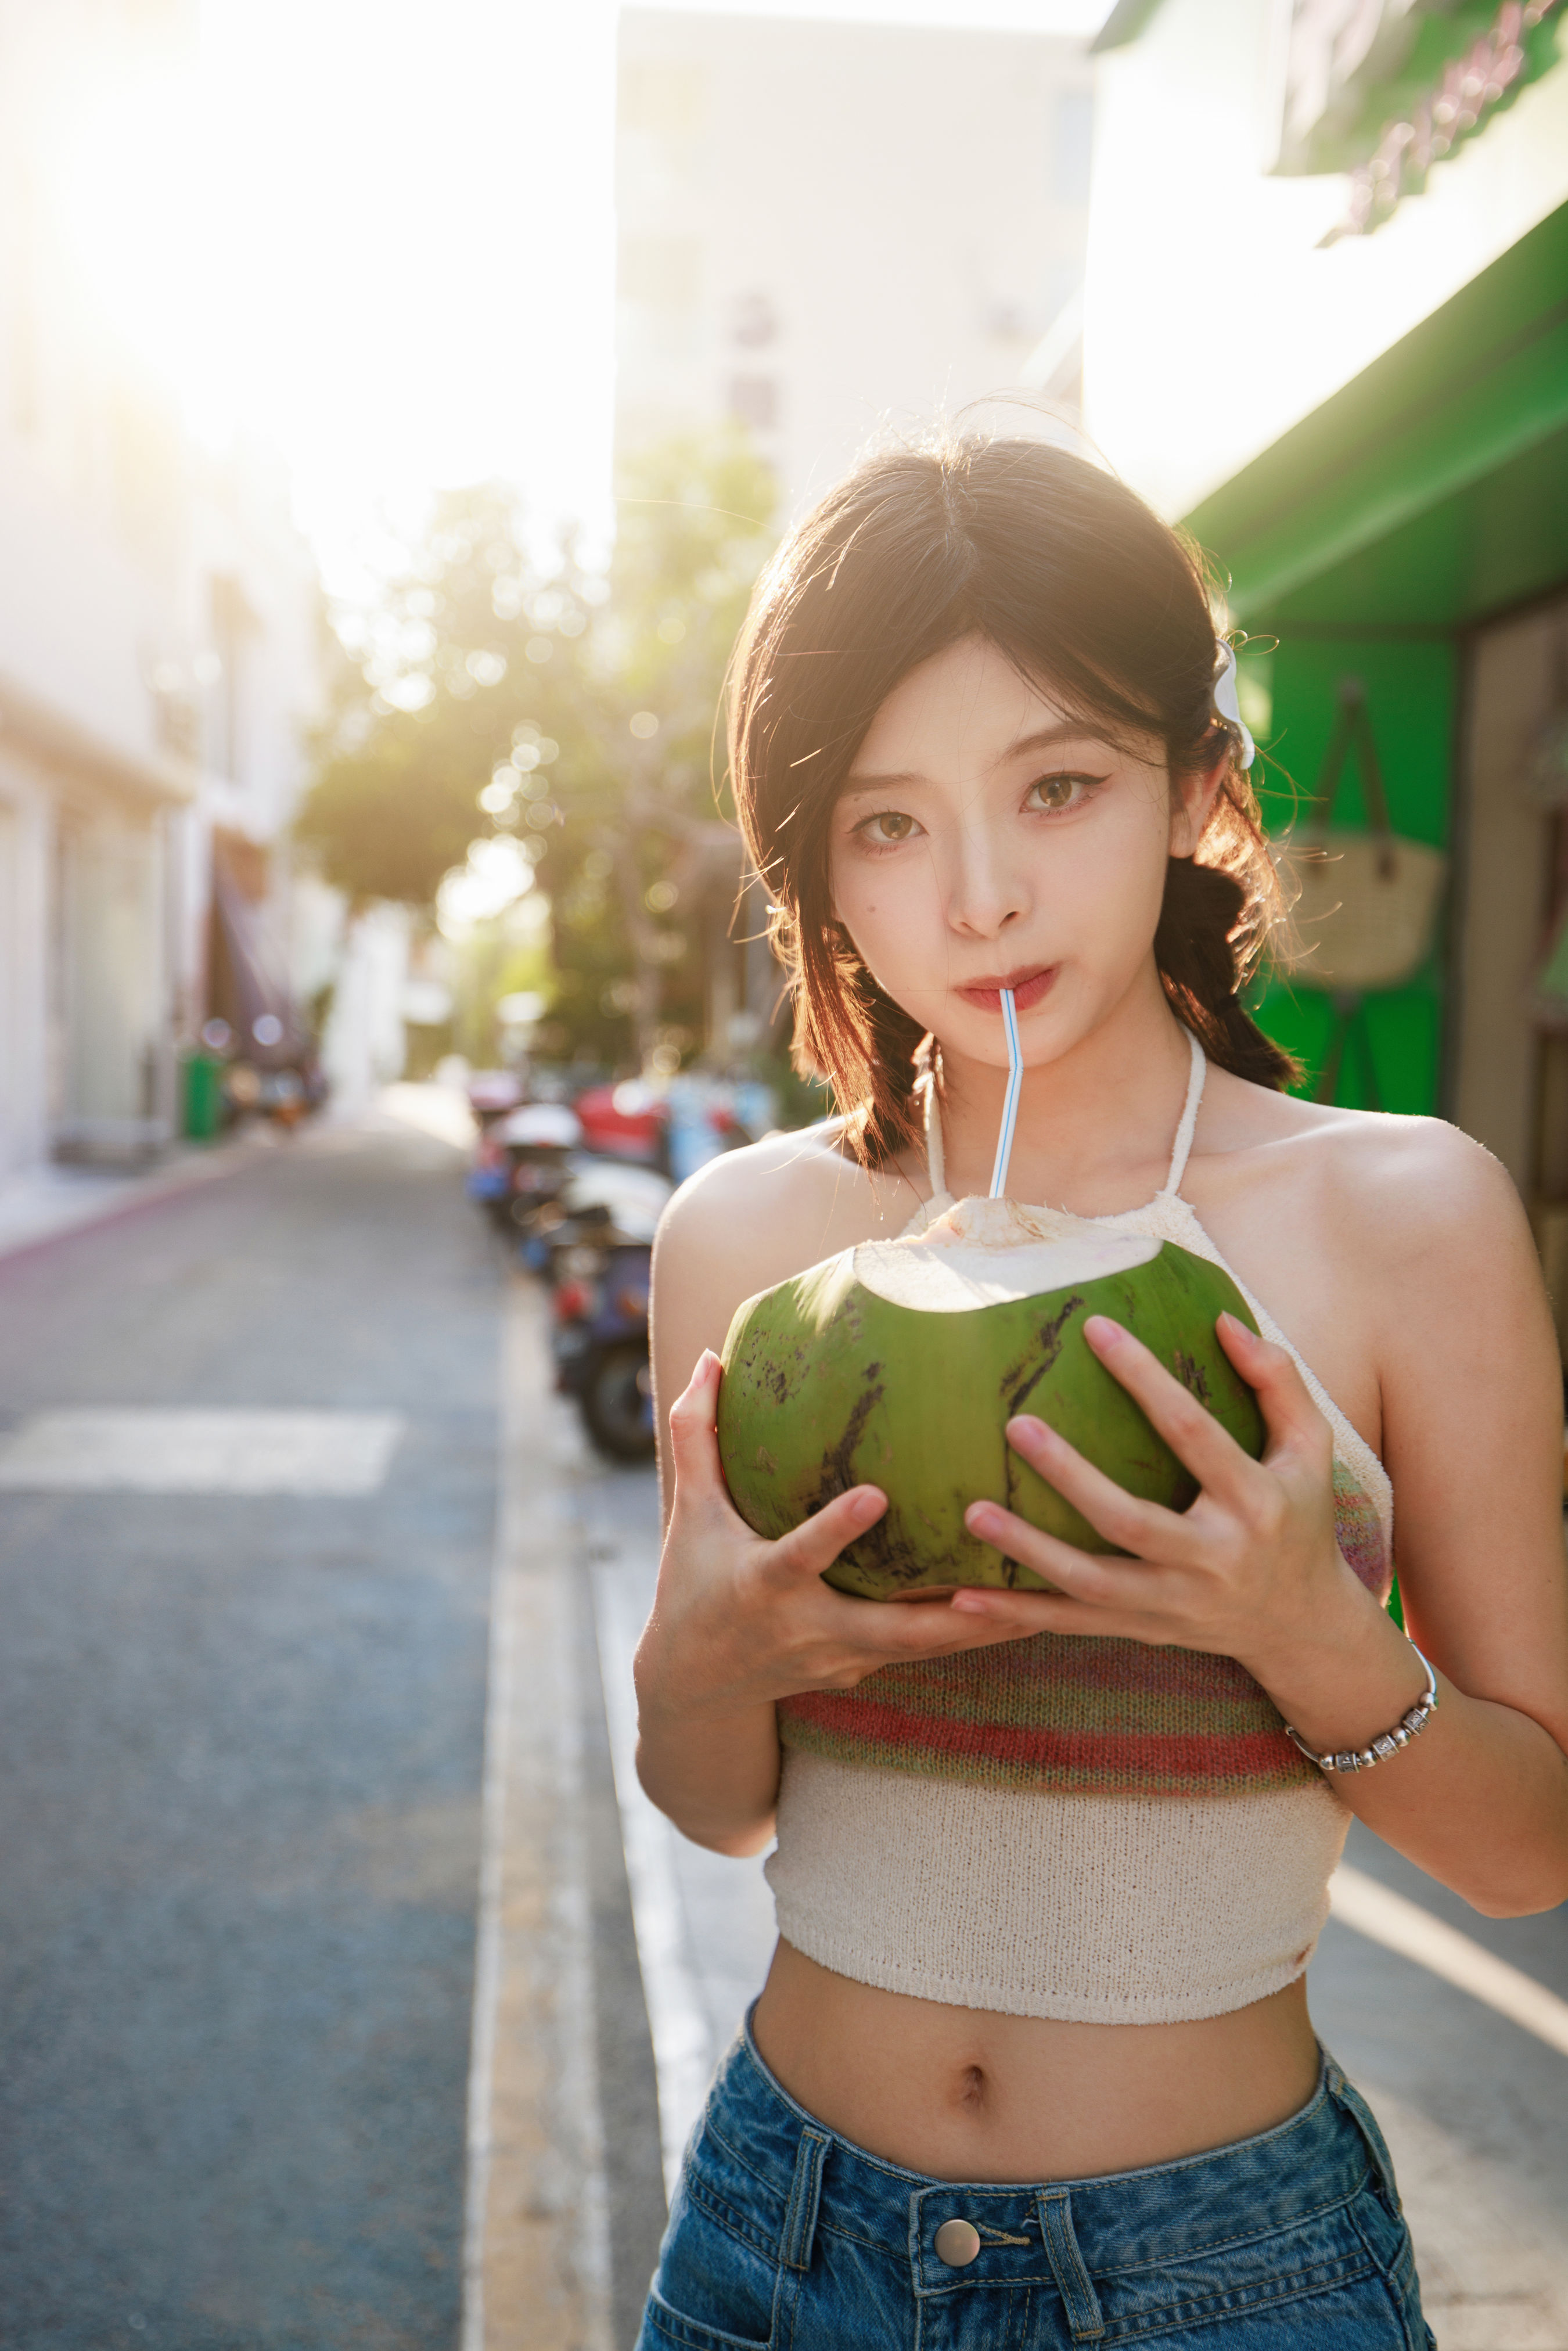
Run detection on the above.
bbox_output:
[1331,1127,1568,1910]
[639,1154,788,1854]
[634,1349,885,1854]
[636,1142,1041,1855]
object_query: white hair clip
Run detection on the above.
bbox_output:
[1213,641,1256,768]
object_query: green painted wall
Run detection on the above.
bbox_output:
[1189,207,1568,1117]
[1246,637,1457,1113]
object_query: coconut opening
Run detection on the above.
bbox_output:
[853,1198,1160,1313]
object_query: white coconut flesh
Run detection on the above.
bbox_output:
[850,1194,1160,1314]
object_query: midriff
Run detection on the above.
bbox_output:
[751,1939,1322,2181]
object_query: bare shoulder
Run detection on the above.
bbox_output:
[1328,1115,1544,1317]
[654,1122,923,1304]
[1331,1110,1520,1228]
[1203,1067,1534,1284]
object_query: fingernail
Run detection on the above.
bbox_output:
[1217,1313,1250,1339]
[851,1487,884,1523]
[950,1590,998,1615]
[1006,1414,1051,1448]
[966,1502,1000,1534]
[1084,1315,1122,1348]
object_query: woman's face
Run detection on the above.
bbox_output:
[828,632,1215,1072]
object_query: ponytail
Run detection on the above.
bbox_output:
[1156,853,1299,1092]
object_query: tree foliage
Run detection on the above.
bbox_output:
[294,432,778,1067]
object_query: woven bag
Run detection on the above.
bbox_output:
[1271,681,1446,993]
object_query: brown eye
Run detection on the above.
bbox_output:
[863,810,916,843]
[1028,772,1095,814]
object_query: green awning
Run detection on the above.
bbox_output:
[1184,200,1568,628]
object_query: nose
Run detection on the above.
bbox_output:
[943,812,1028,940]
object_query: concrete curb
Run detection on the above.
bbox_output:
[463,1278,613,2351]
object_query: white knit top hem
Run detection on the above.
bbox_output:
[774,1930,1317,2028]
[767,1750,1351,2026]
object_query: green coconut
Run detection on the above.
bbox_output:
[717,1195,1266,1598]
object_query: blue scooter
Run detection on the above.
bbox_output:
[549,1228,654,1461]
[540,1156,670,1462]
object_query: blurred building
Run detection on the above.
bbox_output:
[614,7,1094,518]
[0,0,321,1177]
[613,6,1092,1066]
[1085,0,1568,1327]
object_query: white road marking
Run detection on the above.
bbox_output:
[0,1410,404,1495]
[1331,1864,1568,2058]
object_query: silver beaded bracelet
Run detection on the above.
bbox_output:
[1283,1643,1439,1776]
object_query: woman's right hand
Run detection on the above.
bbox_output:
[635,1349,1034,1723]
[635,1348,1035,1853]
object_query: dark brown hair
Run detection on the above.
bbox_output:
[729,433,1296,1162]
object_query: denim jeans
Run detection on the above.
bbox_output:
[636,2014,1433,2349]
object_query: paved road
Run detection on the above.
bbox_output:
[0,1116,500,2349]
[3,1106,1563,2350]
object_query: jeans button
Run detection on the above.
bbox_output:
[934,2218,981,2267]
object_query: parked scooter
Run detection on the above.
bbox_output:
[467,1101,582,1232]
[465,1072,527,1217]
[551,1234,654,1460]
[544,1159,671,1462]
[466,1070,524,1130]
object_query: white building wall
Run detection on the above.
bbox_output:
[0,0,321,1171]
[0,759,52,1172]
[321,904,411,1110]
[614,9,1095,519]
[179,436,324,1061]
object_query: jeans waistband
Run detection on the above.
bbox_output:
[702,2007,1396,2287]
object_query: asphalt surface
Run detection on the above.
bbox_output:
[0,1121,501,2349]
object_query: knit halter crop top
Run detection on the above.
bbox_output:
[764,1034,1394,2025]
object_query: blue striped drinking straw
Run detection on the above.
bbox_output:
[988,987,1023,1199]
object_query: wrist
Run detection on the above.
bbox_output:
[634,1652,779,1731]
[1240,1564,1425,1754]
[1284,1642,1438,1775]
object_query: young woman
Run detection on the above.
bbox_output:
[633,436,1568,2348]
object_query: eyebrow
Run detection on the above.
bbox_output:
[843,722,1103,792]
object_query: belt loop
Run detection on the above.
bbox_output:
[1037,2190,1104,2342]
[780,2126,829,2271]
[1325,2056,1402,2216]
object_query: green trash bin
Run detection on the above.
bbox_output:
[181,1050,228,1142]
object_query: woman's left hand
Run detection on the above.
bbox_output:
[954,1310,1364,1677]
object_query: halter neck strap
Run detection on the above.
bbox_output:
[920,1069,947,1198]
[918,1030,1206,1204]
[1162,1030,1207,1197]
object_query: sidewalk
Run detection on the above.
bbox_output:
[0,1081,475,1267]
[0,1141,260,1262]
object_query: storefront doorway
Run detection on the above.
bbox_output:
[1454,594,1568,1343]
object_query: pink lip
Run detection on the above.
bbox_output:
[955,965,1058,1014]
